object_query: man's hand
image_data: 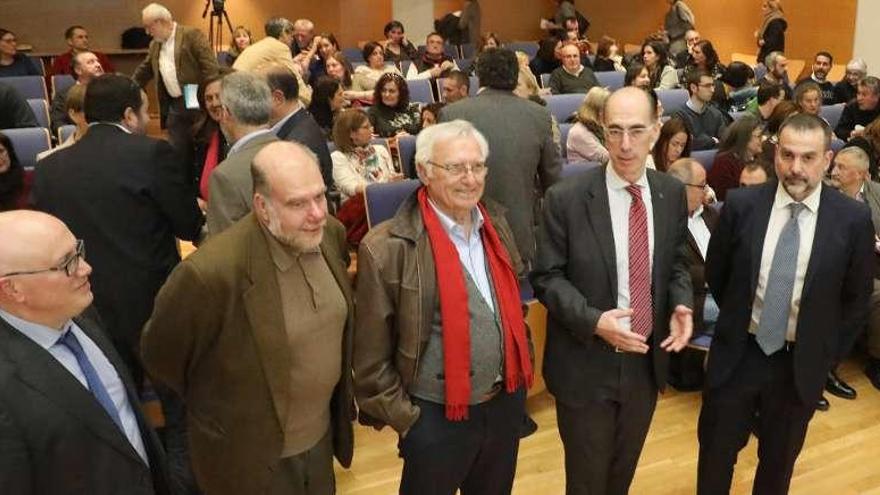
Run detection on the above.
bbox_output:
[595,308,649,353]
[661,305,693,352]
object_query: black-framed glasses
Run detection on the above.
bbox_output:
[1,240,85,278]
[427,160,488,177]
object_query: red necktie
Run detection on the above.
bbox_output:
[626,184,653,337]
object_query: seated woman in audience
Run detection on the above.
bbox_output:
[515,51,542,98]
[721,61,757,113]
[795,81,822,116]
[0,132,27,211]
[465,33,503,75]
[351,41,401,104]
[382,20,419,67]
[37,84,88,162]
[641,40,678,89]
[529,36,563,77]
[0,29,41,77]
[309,76,346,138]
[222,26,252,66]
[652,116,692,172]
[625,61,652,90]
[368,73,421,137]
[708,114,764,200]
[420,102,446,128]
[322,52,358,105]
[308,33,341,87]
[331,108,402,244]
[593,36,625,72]
[567,86,611,164]
[843,117,880,180]
[682,40,726,105]
[192,71,230,202]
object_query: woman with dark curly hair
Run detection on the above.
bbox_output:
[368,73,421,137]
[0,132,27,211]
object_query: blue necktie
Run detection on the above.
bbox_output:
[58,328,124,431]
[756,203,805,355]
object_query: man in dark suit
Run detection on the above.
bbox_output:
[32,74,203,495]
[263,64,334,189]
[142,142,354,495]
[133,3,219,160]
[0,210,170,494]
[698,114,874,494]
[441,47,561,268]
[530,87,694,495]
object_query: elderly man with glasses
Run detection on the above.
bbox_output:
[531,86,694,495]
[0,211,171,494]
[354,119,533,495]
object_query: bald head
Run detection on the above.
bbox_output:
[252,141,328,251]
[605,87,656,124]
[667,158,706,214]
[0,211,71,274]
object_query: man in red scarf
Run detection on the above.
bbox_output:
[406,32,458,80]
[354,120,533,495]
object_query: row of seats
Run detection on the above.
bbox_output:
[2,74,75,101]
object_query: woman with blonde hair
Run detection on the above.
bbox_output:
[37,84,88,161]
[567,86,611,163]
[514,51,541,98]
[223,26,252,66]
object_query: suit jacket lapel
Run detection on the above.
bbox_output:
[0,318,144,464]
[242,216,291,432]
[277,111,303,141]
[750,184,776,296]
[647,171,669,283]
[174,24,184,76]
[586,168,618,298]
[801,186,831,296]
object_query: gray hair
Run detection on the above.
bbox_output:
[861,76,880,96]
[415,119,490,173]
[293,19,314,31]
[764,51,785,68]
[265,17,293,39]
[220,72,272,126]
[835,147,870,172]
[142,3,172,22]
[847,58,868,75]
[666,158,700,184]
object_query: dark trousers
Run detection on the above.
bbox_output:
[154,385,201,495]
[697,337,816,495]
[165,98,201,184]
[267,428,336,495]
[554,348,658,495]
[399,387,526,495]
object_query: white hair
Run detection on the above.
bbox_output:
[847,58,868,74]
[835,146,870,172]
[142,3,173,22]
[415,119,490,177]
[293,19,314,31]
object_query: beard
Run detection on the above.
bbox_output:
[264,201,324,252]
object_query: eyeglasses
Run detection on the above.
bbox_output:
[427,160,488,177]
[604,126,649,142]
[1,240,86,278]
[685,183,708,190]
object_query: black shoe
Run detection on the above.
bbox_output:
[825,370,857,400]
[816,396,830,411]
[865,360,880,391]
[519,415,538,438]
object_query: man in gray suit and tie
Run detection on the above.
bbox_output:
[206,72,279,236]
[531,87,694,495]
[440,47,561,268]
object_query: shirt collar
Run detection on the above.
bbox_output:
[0,308,70,350]
[606,163,649,191]
[165,22,178,44]
[269,107,302,134]
[690,204,704,219]
[562,64,584,77]
[228,128,271,155]
[427,198,484,242]
[774,181,822,214]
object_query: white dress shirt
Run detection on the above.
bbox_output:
[0,309,149,463]
[750,182,822,341]
[688,205,712,260]
[606,164,655,330]
[158,22,182,98]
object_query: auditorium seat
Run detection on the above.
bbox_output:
[821,103,845,130]
[691,149,718,173]
[396,134,417,178]
[559,123,573,160]
[561,160,600,179]
[364,179,421,228]
[28,56,46,76]
[506,41,538,59]
[3,76,48,101]
[58,124,76,143]
[595,71,625,91]
[540,73,550,89]
[657,89,689,116]
[26,99,50,129]
[3,127,51,170]
[405,78,434,104]
[51,74,75,99]
[460,43,476,59]
[545,94,583,123]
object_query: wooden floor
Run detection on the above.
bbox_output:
[334,358,880,495]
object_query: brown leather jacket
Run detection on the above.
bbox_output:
[353,191,529,433]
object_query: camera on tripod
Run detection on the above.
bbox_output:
[211,0,226,15]
[202,0,234,52]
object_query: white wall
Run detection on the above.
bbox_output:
[854,0,880,75]
[392,0,434,46]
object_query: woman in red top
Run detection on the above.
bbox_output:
[707,114,764,201]
[0,132,28,211]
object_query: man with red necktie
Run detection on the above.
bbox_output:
[531,86,694,495]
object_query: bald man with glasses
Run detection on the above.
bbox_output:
[0,210,171,495]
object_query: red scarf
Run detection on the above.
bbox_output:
[417,188,533,421]
[199,130,221,200]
